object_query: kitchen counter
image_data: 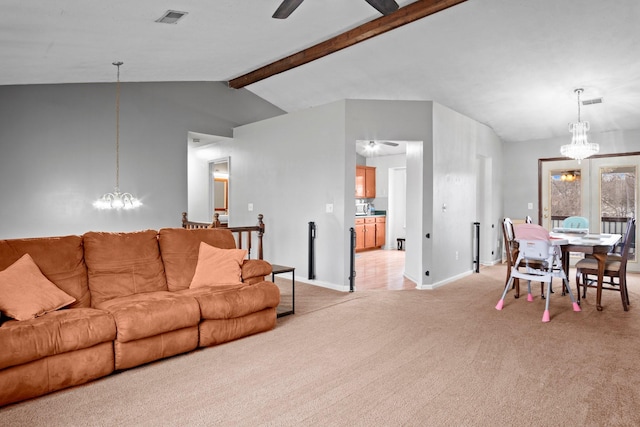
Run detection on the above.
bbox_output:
[356,210,386,218]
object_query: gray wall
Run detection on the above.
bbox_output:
[227,99,503,290]
[503,129,640,222]
[0,82,283,238]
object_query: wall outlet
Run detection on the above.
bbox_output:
[528,202,533,210]
[248,203,253,212]
[455,251,459,260]
[326,203,333,213]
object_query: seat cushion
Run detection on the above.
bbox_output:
[576,258,622,273]
[158,227,239,292]
[0,235,90,308]
[0,308,116,370]
[179,281,280,320]
[84,230,167,306]
[95,291,200,343]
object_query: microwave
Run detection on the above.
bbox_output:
[355,202,369,216]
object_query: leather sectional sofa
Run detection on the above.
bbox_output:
[0,227,280,406]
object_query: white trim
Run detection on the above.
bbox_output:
[416,269,474,290]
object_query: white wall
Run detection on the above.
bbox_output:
[0,82,283,239]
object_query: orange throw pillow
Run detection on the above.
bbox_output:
[0,254,76,321]
[189,242,247,288]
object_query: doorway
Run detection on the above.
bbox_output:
[353,140,423,290]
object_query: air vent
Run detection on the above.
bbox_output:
[582,97,603,106]
[156,10,188,24]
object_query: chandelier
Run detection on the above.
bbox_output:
[93,62,142,210]
[560,88,599,163]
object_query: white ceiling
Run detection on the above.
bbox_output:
[3,0,640,144]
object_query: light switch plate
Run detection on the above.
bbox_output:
[527,202,533,210]
[326,203,333,213]
[248,203,254,212]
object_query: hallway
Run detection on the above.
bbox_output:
[354,249,415,291]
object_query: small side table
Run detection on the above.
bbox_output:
[271,264,295,318]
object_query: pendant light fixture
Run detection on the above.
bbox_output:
[560,88,599,163]
[93,61,142,210]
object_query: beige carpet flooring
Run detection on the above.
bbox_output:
[2,264,640,426]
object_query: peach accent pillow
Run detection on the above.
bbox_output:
[0,254,76,321]
[190,242,247,288]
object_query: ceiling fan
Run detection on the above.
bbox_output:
[273,0,400,19]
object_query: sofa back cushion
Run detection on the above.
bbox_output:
[0,235,90,308]
[83,230,167,307]
[158,228,238,292]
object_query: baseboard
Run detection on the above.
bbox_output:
[416,269,474,290]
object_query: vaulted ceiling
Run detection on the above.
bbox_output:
[3,0,639,143]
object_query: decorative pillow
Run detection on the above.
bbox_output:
[190,242,247,288]
[0,253,76,321]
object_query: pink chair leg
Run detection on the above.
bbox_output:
[495,299,504,310]
[573,302,581,312]
[542,310,550,323]
[527,293,534,302]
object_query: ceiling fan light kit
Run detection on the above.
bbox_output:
[273,0,399,19]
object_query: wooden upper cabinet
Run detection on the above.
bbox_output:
[364,167,376,198]
[355,166,366,198]
[355,165,376,199]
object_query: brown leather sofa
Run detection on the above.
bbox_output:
[0,227,280,406]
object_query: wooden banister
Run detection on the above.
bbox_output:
[181,212,265,260]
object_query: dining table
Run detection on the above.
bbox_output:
[549,230,622,311]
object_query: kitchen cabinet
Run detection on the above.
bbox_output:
[364,218,376,249]
[375,216,386,247]
[355,165,376,199]
[355,215,385,251]
[355,218,365,250]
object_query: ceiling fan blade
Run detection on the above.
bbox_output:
[364,0,399,15]
[381,141,399,147]
[272,0,305,19]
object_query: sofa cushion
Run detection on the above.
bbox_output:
[158,227,239,292]
[84,230,167,307]
[95,291,200,343]
[179,281,280,320]
[0,235,90,308]
[0,308,116,370]
[0,254,76,321]
[190,242,246,288]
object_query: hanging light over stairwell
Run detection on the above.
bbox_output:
[93,62,142,210]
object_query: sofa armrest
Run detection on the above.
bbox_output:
[241,259,272,284]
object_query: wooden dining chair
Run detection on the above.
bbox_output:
[575,218,635,311]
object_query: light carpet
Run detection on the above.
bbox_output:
[2,264,640,426]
